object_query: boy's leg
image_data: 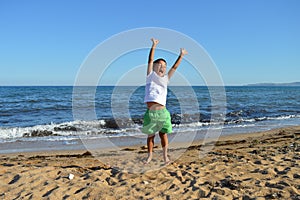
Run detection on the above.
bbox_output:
[145,134,155,164]
[159,132,170,164]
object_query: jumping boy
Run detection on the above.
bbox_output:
[142,38,188,164]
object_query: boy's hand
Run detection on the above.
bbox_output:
[180,48,188,56]
[151,38,159,46]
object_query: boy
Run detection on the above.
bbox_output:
[142,38,188,164]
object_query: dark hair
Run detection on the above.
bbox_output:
[153,58,167,65]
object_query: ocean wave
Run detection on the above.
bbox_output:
[0,113,299,143]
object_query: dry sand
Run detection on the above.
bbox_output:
[0,126,300,199]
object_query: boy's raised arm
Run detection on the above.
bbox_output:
[147,38,159,75]
[168,48,188,79]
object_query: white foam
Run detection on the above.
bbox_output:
[0,114,299,143]
[0,127,25,139]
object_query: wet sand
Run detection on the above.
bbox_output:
[0,126,300,199]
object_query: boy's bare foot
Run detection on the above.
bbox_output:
[164,157,171,165]
[163,153,170,165]
[144,154,152,165]
[164,160,171,165]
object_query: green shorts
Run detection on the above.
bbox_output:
[142,108,172,134]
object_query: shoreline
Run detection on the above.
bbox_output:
[1,125,300,199]
[1,124,299,155]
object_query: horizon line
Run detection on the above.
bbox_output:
[1,84,299,87]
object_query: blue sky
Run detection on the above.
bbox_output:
[0,0,299,86]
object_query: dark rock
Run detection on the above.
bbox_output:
[54,126,77,131]
[171,113,181,126]
[104,119,119,129]
[24,130,56,137]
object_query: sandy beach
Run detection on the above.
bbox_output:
[0,126,300,199]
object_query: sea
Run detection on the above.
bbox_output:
[0,86,300,150]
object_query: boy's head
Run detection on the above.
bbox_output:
[153,58,167,77]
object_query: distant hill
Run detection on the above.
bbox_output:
[245,82,300,86]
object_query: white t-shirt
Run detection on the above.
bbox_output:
[144,71,169,106]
